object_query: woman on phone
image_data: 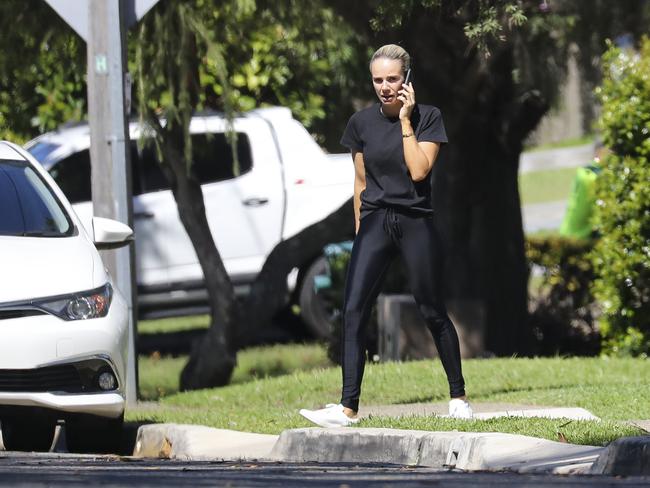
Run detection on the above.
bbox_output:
[300,44,472,427]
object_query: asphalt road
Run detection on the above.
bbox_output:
[0,453,649,487]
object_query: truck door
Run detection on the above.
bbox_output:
[200,117,284,280]
[134,127,273,286]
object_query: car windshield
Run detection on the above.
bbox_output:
[0,160,73,237]
[27,141,61,164]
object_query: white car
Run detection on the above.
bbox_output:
[0,141,133,453]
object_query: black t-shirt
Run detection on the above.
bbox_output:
[340,103,448,218]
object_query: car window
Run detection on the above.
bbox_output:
[0,160,73,237]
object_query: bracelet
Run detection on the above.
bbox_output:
[402,132,414,138]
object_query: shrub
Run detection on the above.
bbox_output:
[591,38,650,356]
[525,236,600,356]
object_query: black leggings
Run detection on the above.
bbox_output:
[340,207,466,411]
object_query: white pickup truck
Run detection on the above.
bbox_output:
[25,107,353,337]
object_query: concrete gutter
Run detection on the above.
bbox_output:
[590,436,650,476]
[133,423,602,474]
[269,427,602,474]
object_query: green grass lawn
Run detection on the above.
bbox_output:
[138,343,332,400]
[524,135,594,153]
[138,314,210,335]
[129,356,650,445]
[519,166,577,206]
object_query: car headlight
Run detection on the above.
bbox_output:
[34,284,113,321]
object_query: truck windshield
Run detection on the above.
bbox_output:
[0,160,73,237]
[27,141,61,164]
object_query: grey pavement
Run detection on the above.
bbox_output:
[519,143,594,174]
[522,200,567,234]
[3,455,650,488]
[629,420,650,432]
[518,142,596,234]
[359,402,599,421]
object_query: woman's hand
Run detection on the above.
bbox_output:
[398,82,415,120]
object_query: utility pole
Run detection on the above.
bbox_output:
[87,0,137,404]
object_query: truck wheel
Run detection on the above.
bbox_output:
[299,256,334,339]
[1,416,56,452]
[66,414,124,454]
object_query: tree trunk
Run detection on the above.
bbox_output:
[324,1,549,355]
[236,199,354,347]
[153,133,238,390]
[430,46,547,356]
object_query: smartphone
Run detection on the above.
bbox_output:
[403,68,412,86]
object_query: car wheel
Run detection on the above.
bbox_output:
[299,256,334,339]
[1,416,56,452]
[65,413,124,454]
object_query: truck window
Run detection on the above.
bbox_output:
[137,133,253,193]
[48,150,92,204]
[191,133,253,184]
[133,143,167,193]
[49,148,144,203]
[48,132,253,202]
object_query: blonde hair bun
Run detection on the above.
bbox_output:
[369,44,411,73]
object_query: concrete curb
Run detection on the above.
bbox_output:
[590,436,650,476]
[442,407,599,422]
[133,423,650,476]
[269,428,603,474]
[133,424,278,461]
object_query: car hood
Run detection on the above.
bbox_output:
[0,234,105,303]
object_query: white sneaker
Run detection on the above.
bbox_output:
[449,398,473,419]
[299,403,360,428]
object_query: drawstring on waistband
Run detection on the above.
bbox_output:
[382,207,403,243]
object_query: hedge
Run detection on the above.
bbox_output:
[591,38,650,356]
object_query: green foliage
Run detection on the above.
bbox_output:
[368,0,527,52]
[591,38,650,356]
[526,236,599,355]
[0,0,362,146]
[131,0,364,146]
[0,2,85,142]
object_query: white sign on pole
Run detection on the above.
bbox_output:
[45,0,160,41]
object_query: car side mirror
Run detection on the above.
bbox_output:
[92,217,134,250]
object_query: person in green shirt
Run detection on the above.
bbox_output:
[559,142,609,240]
